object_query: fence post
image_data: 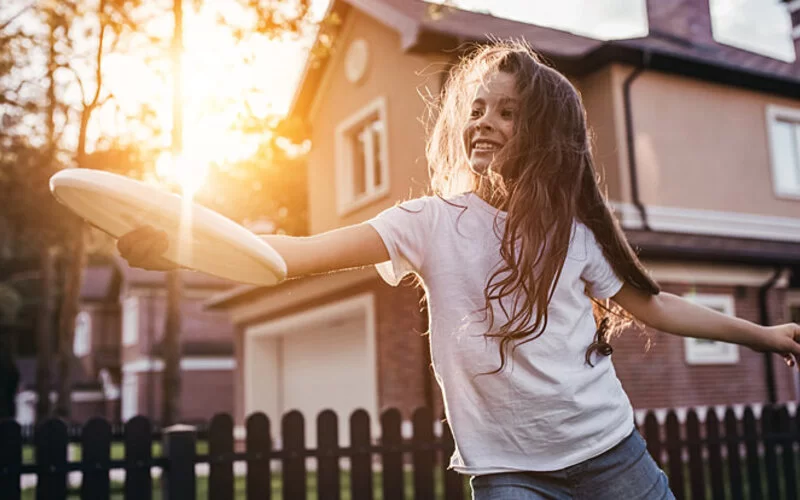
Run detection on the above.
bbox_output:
[162,424,197,500]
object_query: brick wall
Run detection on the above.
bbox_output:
[134,369,234,424]
[374,279,434,418]
[612,283,798,410]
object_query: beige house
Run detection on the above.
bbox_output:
[207,0,800,439]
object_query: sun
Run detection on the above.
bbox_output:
[95,1,309,192]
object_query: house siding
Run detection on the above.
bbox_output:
[307,8,448,235]
[611,64,800,218]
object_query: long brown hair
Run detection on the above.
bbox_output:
[425,40,660,372]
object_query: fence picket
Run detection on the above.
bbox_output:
[643,412,662,468]
[761,406,780,500]
[778,406,797,500]
[209,413,235,500]
[317,410,340,500]
[723,409,743,500]
[743,406,762,500]
[704,409,724,500]
[13,404,800,500]
[282,410,306,500]
[665,411,684,500]
[0,419,22,500]
[441,419,463,500]
[380,409,404,500]
[81,417,111,500]
[349,410,373,500]
[124,416,152,500]
[245,412,271,500]
[35,418,67,500]
[412,408,435,500]
[686,410,705,500]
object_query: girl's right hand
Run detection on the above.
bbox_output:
[117,226,179,271]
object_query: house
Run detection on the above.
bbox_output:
[206,0,800,441]
[13,257,238,425]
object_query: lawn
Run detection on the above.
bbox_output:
[21,469,474,499]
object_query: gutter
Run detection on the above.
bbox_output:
[621,50,652,231]
[758,267,785,404]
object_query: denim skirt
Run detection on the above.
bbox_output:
[469,429,674,500]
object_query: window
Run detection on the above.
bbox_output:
[121,373,138,422]
[73,311,92,357]
[766,105,800,199]
[122,296,139,346]
[682,293,739,364]
[335,97,390,215]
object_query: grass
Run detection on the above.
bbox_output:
[21,469,474,500]
[21,441,209,464]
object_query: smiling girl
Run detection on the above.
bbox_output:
[117,40,800,499]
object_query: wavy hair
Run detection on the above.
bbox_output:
[424,40,660,373]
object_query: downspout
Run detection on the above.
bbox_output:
[622,51,652,231]
[759,267,784,404]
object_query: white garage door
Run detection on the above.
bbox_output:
[245,293,378,447]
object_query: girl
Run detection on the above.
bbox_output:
[118,41,800,499]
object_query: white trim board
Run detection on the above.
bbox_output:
[613,202,800,242]
[122,357,236,373]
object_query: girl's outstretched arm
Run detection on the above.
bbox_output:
[260,223,389,279]
[612,283,800,364]
[117,223,390,280]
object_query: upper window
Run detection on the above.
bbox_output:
[710,0,796,63]
[122,296,139,346]
[682,293,739,364]
[766,105,800,199]
[73,311,92,357]
[335,96,390,215]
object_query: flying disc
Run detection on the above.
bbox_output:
[49,169,287,286]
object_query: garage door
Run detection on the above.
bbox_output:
[245,294,378,447]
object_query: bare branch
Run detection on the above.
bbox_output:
[88,14,108,109]
[63,62,87,106]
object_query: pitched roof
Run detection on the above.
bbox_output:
[290,0,799,120]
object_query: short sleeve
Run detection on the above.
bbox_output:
[366,197,436,286]
[580,226,624,299]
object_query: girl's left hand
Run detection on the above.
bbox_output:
[760,323,800,369]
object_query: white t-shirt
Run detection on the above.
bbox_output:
[367,193,634,474]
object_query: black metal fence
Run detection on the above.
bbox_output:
[1,404,798,499]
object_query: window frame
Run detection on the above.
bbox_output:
[765,104,800,200]
[122,296,139,346]
[334,96,390,216]
[682,293,740,365]
[73,311,92,357]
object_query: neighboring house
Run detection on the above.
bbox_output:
[15,257,237,425]
[206,0,800,442]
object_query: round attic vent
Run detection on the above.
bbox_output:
[344,38,369,84]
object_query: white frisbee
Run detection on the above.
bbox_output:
[49,169,287,286]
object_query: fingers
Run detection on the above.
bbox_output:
[116,226,172,270]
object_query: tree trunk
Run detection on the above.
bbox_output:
[55,221,88,418]
[161,270,182,425]
[35,246,56,421]
[161,0,184,426]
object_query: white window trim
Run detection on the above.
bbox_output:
[121,372,138,422]
[122,356,236,373]
[122,296,139,346]
[765,104,800,200]
[334,96,390,216]
[682,293,740,364]
[73,311,92,357]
